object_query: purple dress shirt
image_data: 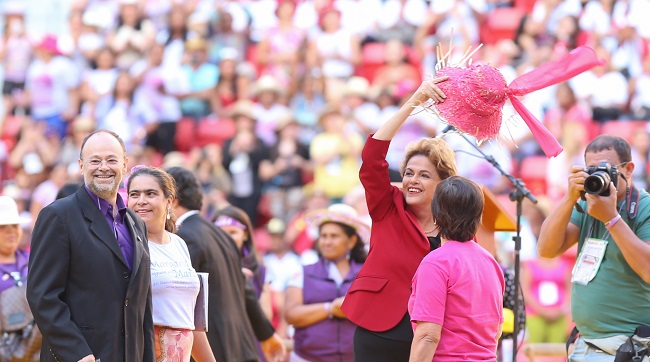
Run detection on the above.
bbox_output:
[85,185,134,270]
[0,249,30,293]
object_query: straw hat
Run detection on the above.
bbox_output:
[275,110,298,132]
[343,76,370,98]
[431,45,602,157]
[434,64,507,141]
[317,103,343,125]
[185,37,208,52]
[0,196,30,226]
[162,151,187,169]
[267,218,286,235]
[72,115,96,133]
[306,203,370,244]
[230,99,256,120]
[253,75,283,96]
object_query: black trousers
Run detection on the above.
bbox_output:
[354,326,411,362]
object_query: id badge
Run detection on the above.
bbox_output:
[571,238,607,286]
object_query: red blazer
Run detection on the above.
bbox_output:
[341,137,430,332]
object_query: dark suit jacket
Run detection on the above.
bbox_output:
[177,213,274,362]
[26,187,154,362]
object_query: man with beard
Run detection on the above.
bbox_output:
[27,130,155,362]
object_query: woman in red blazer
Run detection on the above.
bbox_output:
[340,77,456,361]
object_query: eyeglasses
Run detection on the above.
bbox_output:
[84,158,122,168]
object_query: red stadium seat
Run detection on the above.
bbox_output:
[195,117,236,148]
[355,42,387,83]
[480,8,525,45]
[245,43,264,77]
[514,0,536,13]
[519,155,548,195]
[599,120,647,143]
[405,45,421,68]
[174,117,197,152]
[0,115,24,152]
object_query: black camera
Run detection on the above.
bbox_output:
[584,162,618,196]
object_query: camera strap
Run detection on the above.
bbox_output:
[627,186,640,220]
[574,186,640,220]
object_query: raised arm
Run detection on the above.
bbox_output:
[373,77,448,141]
[537,166,583,258]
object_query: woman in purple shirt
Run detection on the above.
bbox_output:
[285,203,370,362]
[0,196,30,293]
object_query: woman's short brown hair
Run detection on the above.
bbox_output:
[400,138,458,180]
[431,176,484,242]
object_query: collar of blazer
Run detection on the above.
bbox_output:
[125,210,146,277]
[76,187,144,272]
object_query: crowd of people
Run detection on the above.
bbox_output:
[1,0,650,361]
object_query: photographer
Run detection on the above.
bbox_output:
[537,135,650,361]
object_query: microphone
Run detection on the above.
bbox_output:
[436,125,457,138]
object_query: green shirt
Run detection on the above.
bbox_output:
[569,190,650,339]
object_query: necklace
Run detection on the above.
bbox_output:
[424,220,437,234]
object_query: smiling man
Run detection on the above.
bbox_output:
[27,130,155,362]
[538,135,650,361]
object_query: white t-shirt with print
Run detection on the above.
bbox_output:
[149,232,200,330]
[26,56,77,118]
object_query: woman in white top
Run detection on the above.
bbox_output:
[306,4,360,101]
[126,165,216,362]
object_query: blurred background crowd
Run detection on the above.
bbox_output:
[1,0,650,356]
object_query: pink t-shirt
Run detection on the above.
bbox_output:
[523,258,571,315]
[409,240,505,362]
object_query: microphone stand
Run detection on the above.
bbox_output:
[440,127,537,362]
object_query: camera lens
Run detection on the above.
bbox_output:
[584,171,611,195]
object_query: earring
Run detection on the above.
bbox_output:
[166,209,171,220]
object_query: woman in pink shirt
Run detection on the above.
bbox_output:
[409,176,505,362]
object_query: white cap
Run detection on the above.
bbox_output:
[0,196,29,225]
